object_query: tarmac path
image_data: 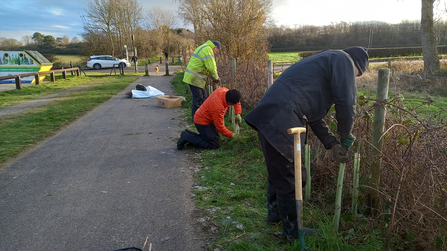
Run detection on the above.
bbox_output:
[0,75,207,250]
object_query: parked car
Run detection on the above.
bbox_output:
[86,55,131,70]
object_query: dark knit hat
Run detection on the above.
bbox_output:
[225,89,241,104]
[343,46,369,76]
[212,41,221,51]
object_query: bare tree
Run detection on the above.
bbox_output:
[113,0,143,56]
[147,7,178,56]
[178,0,272,61]
[84,0,116,55]
[0,38,22,49]
[178,0,272,105]
[82,0,143,56]
[21,35,33,46]
[61,35,70,45]
[421,0,440,73]
[71,37,81,44]
[178,0,203,45]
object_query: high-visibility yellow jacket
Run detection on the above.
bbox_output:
[183,40,219,89]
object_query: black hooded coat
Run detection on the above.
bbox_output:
[244,49,357,162]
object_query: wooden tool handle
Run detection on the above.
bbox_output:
[287,127,306,201]
[287,127,306,135]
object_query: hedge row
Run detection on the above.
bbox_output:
[298,45,447,59]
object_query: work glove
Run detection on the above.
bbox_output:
[213,78,221,84]
[340,134,356,150]
[235,114,242,126]
[229,124,240,135]
[332,144,349,163]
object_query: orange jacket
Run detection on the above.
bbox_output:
[194,87,242,138]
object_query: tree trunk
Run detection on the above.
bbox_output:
[421,0,440,74]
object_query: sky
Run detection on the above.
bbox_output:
[0,0,445,42]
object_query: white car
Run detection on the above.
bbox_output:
[87,55,131,70]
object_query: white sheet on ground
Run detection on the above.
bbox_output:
[131,86,165,98]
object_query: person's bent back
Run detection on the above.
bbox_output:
[177,88,241,150]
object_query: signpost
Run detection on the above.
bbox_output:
[132,35,137,73]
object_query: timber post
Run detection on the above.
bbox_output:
[368,68,390,214]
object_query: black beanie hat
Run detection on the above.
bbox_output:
[225,89,241,104]
[343,46,369,76]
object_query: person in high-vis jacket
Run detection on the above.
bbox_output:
[177,88,242,150]
[183,40,221,119]
[244,46,369,240]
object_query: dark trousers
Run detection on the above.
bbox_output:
[184,123,220,149]
[188,84,207,120]
[258,131,307,200]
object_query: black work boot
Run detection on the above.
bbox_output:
[277,196,299,239]
[177,131,188,150]
[277,195,318,240]
[266,182,281,225]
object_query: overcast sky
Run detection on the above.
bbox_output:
[0,0,444,42]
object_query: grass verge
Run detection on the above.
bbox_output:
[268,52,301,64]
[172,72,386,250]
[0,75,138,165]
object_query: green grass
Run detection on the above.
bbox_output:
[268,52,302,64]
[267,51,447,64]
[55,55,84,64]
[172,72,386,250]
[357,89,447,120]
[0,75,105,108]
[142,56,184,66]
[0,75,138,165]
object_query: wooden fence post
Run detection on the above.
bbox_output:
[231,58,236,89]
[35,74,40,85]
[62,71,67,80]
[229,58,237,124]
[144,64,149,76]
[267,60,273,88]
[368,68,390,214]
[15,76,22,89]
[50,72,55,82]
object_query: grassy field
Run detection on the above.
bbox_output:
[55,54,84,64]
[268,52,301,63]
[0,74,138,165]
[54,55,182,67]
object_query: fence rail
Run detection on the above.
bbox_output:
[0,68,80,90]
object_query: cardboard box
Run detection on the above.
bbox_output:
[157,95,182,108]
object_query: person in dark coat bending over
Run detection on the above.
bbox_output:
[244,46,369,239]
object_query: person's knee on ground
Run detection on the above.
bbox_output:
[207,141,220,149]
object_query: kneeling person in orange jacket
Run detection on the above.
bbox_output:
[177,88,242,150]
